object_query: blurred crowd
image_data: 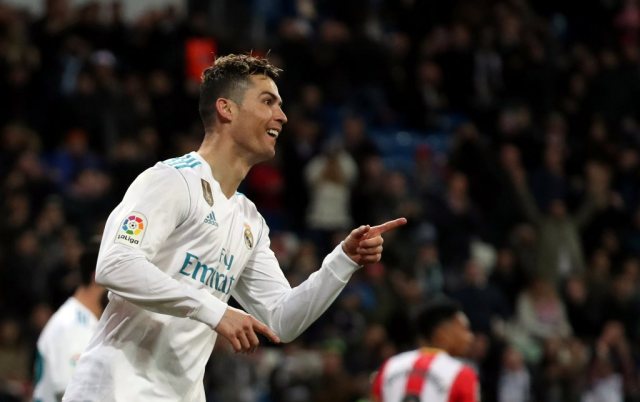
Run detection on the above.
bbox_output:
[1,0,640,401]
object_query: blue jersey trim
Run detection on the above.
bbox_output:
[165,154,202,169]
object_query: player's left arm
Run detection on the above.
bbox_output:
[232,218,406,343]
[231,219,357,343]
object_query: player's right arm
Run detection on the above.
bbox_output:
[95,164,228,329]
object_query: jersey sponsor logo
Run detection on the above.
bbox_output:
[115,212,147,247]
[179,250,236,294]
[204,210,218,227]
[243,223,253,249]
[201,179,214,206]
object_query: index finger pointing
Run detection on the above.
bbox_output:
[368,217,407,237]
[252,319,281,344]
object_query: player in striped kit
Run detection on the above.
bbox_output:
[62,54,406,402]
[372,299,479,402]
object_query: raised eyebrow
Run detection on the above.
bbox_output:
[261,91,283,106]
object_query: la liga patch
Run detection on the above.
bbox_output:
[115,212,147,247]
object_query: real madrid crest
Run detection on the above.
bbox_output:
[201,179,214,206]
[243,223,254,249]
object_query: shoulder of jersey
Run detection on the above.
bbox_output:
[160,154,261,215]
[429,349,464,367]
[41,301,86,335]
[384,349,422,366]
[234,190,252,206]
[234,191,263,219]
[157,153,205,188]
[162,153,204,172]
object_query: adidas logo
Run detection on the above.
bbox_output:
[204,211,218,227]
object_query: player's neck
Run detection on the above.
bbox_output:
[419,346,445,354]
[73,286,104,319]
[418,339,447,354]
[198,134,251,198]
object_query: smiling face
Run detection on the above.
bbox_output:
[227,75,287,164]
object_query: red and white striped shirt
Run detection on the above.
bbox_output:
[372,348,479,402]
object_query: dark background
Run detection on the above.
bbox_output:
[1,0,640,401]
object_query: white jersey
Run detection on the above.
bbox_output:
[63,152,360,402]
[33,297,99,402]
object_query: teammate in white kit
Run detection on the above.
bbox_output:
[371,299,479,402]
[63,54,406,402]
[33,243,105,402]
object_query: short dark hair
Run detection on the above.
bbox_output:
[415,299,463,340]
[199,54,282,128]
[79,241,100,286]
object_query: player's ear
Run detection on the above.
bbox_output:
[215,98,234,122]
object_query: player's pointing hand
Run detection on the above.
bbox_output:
[342,218,407,266]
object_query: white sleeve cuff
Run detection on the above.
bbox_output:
[323,242,361,283]
[191,290,228,329]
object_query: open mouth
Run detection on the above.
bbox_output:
[266,129,279,139]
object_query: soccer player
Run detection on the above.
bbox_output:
[33,242,105,402]
[371,299,479,402]
[63,54,406,402]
